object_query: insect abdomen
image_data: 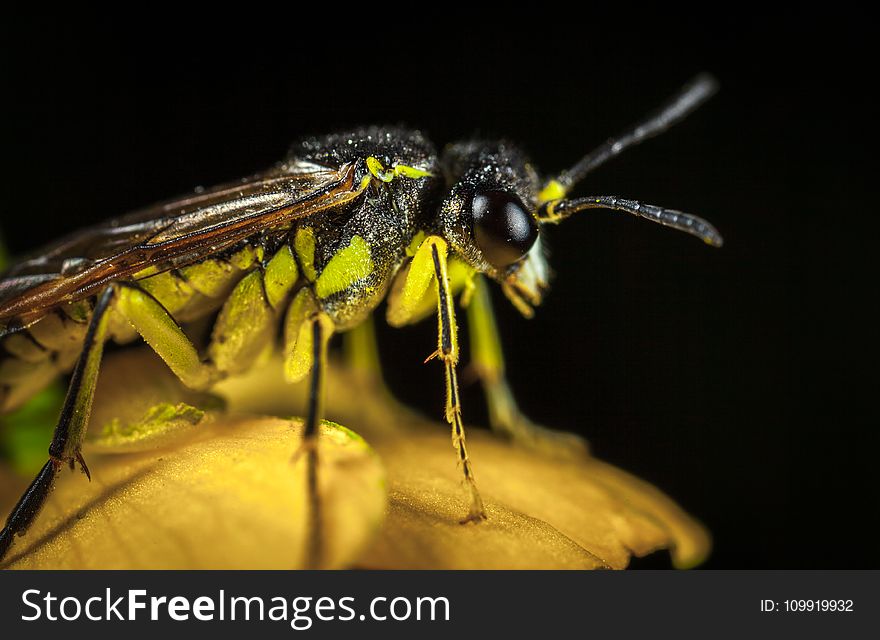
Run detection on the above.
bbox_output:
[0,243,265,413]
[0,307,87,412]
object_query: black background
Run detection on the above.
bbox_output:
[1,16,875,569]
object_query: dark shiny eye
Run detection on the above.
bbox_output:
[470,189,538,268]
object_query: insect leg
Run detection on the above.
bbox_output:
[302,316,329,568]
[466,275,590,459]
[0,285,116,562]
[410,236,486,523]
[283,287,334,567]
[114,283,217,388]
[343,314,383,380]
[345,313,438,435]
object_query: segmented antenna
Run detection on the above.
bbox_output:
[539,195,723,247]
[547,73,719,197]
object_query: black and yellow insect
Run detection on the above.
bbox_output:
[0,74,722,563]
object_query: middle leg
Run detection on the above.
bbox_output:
[466,275,590,460]
[283,287,334,566]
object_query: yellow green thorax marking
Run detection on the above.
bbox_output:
[295,227,317,282]
[315,235,374,299]
[264,244,299,309]
[537,179,567,205]
[366,156,434,183]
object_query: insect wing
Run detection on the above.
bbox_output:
[0,163,360,332]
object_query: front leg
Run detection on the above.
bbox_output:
[466,275,590,460]
[388,236,486,523]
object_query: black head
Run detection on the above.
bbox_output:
[436,140,549,316]
[432,74,722,318]
[438,141,542,274]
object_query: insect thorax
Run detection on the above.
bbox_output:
[132,128,444,334]
[284,127,443,328]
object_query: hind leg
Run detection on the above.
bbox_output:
[283,287,334,567]
[0,286,116,561]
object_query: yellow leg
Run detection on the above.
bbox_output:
[466,275,590,460]
[343,313,383,381]
[115,284,217,389]
[2,255,300,563]
[392,236,485,522]
[342,314,427,436]
[121,244,300,386]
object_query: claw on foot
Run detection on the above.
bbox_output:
[460,510,487,525]
[61,452,92,480]
[460,484,487,524]
[75,451,91,481]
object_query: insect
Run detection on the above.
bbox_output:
[0,74,722,564]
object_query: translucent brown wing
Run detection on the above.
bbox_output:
[0,162,362,333]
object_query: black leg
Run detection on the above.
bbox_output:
[0,460,59,560]
[0,285,116,562]
[303,315,328,569]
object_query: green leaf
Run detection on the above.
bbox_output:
[0,385,64,475]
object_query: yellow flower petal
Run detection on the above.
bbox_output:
[219,356,711,569]
[1,348,709,569]
[0,353,386,570]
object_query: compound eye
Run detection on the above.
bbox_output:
[471,189,538,268]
